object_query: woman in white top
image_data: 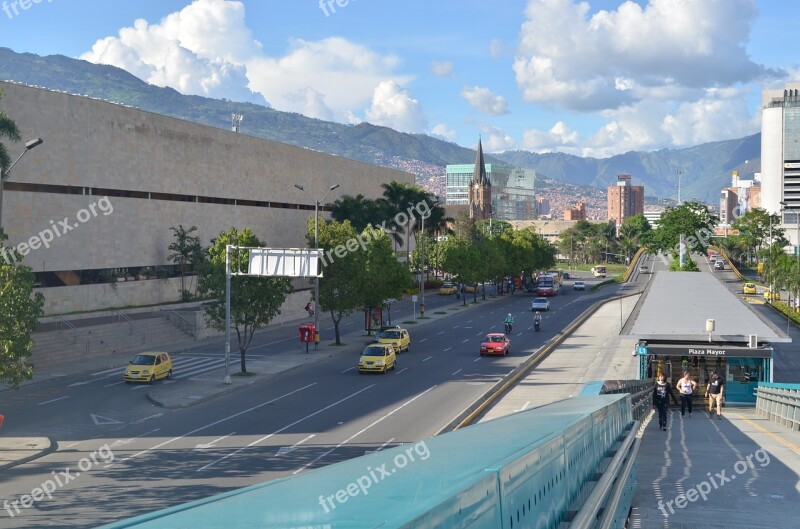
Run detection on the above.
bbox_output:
[676,371,697,416]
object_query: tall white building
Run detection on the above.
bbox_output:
[761,83,800,250]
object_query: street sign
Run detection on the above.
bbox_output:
[248,248,321,278]
[411,295,418,302]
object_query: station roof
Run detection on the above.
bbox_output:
[627,271,791,344]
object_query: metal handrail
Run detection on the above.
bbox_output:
[114,311,146,344]
[56,317,90,356]
[161,307,195,338]
[570,420,641,529]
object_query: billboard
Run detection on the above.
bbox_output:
[248,248,321,278]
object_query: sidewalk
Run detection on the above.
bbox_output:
[0,290,508,470]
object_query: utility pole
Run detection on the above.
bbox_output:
[676,169,683,205]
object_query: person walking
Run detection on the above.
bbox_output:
[676,371,697,417]
[705,372,725,419]
[653,373,679,431]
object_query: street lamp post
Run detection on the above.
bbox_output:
[295,183,340,349]
[0,138,43,229]
[780,201,800,313]
[676,169,683,205]
[417,198,439,317]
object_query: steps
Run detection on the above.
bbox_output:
[30,314,197,369]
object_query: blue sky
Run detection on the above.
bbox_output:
[0,0,797,157]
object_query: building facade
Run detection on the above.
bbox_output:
[761,83,800,249]
[0,81,413,314]
[468,139,492,220]
[563,202,586,221]
[607,174,644,230]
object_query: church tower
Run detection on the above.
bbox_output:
[468,138,492,220]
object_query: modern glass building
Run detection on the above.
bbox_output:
[446,163,536,221]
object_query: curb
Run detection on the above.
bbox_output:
[0,437,58,471]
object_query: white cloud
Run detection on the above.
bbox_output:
[81,0,265,105]
[473,123,516,152]
[522,122,581,154]
[364,80,428,133]
[431,123,458,142]
[461,86,509,115]
[489,38,504,59]
[513,0,783,112]
[80,0,415,125]
[431,61,453,77]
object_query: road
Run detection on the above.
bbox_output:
[1,275,620,528]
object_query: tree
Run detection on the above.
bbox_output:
[731,208,785,263]
[649,201,718,258]
[618,214,652,259]
[439,236,481,305]
[360,226,413,324]
[197,227,292,373]
[313,219,366,344]
[330,194,384,232]
[168,225,203,301]
[0,230,45,389]
[0,88,22,173]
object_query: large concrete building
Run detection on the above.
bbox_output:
[607,174,644,231]
[761,82,800,251]
[0,81,413,314]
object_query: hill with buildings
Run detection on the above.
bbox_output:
[0,47,760,207]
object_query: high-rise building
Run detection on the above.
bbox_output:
[564,202,586,221]
[607,174,644,230]
[761,83,800,249]
[535,197,550,217]
[446,141,536,220]
[719,170,761,228]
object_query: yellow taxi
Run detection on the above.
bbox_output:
[439,282,457,295]
[124,352,173,383]
[742,282,757,295]
[764,288,781,302]
[358,344,397,374]
[378,327,410,352]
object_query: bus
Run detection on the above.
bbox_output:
[591,265,607,278]
[547,270,564,285]
[535,274,560,296]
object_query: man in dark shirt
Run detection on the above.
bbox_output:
[653,373,679,431]
[705,372,725,419]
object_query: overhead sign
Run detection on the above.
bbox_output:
[645,344,772,358]
[248,248,321,278]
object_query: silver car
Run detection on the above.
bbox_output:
[531,297,551,311]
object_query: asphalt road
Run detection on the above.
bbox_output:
[1,274,620,528]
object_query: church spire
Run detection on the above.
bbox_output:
[472,138,489,186]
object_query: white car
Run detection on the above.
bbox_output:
[531,297,551,311]
[573,281,586,291]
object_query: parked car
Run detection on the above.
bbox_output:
[439,282,457,295]
[764,288,781,302]
[531,297,551,311]
[573,281,586,291]
[124,352,172,384]
[480,333,510,356]
[358,344,397,374]
[742,282,757,295]
[378,328,411,352]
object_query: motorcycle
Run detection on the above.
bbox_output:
[534,319,541,332]
[504,322,513,334]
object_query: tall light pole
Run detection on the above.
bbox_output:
[0,138,43,229]
[295,183,340,348]
[676,169,683,205]
[417,197,439,316]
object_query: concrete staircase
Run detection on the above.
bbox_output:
[30,314,196,368]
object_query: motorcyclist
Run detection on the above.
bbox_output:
[534,311,542,331]
[504,313,514,333]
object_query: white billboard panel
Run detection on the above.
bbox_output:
[248,248,321,278]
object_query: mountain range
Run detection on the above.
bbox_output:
[0,47,761,204]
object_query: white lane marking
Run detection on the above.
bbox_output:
[104,381,125,388]
[437,331,445,335]
[39,396,69,405]
[195,432,237,451]
[422,357,433,362]
[340,367,355,374]
[91,413,124,425]
[275,434,316,456]
[443,347,452,352]
[365,438,396,455]
[292,385,437,475]
[466,320,473,323]
[452,369,462,376]
[515,401,530,412]
[131,413,163,425]
[462,339,470,343]
[130,385,148,390]
[473,358,481,363]
[419,338,428,342]
[247,334,296,351]
[476,332,483,336]
[112,383,317,467]
[109,428,162,450]
[395,368,408,374]
[197,384,375,471]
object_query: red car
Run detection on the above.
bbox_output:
[480,333,510,356]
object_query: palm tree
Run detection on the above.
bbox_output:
[0,89,22,174]
[168,225,203,301]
